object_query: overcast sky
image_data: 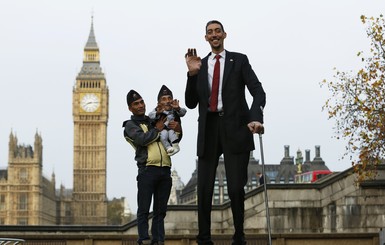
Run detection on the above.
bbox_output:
[1,0,384,213]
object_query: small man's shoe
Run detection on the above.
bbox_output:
[168,143,180,156]
[173,143,180,153]
[166,146,174,153]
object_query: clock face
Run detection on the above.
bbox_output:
[80,93,100,112]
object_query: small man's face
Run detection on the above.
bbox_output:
[159,95,173,109]
[129,98,146,116]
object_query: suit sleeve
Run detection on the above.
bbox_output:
[185,73,199,109]
[242,55,266,123]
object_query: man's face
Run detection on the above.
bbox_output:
[159,95,173,109]
[129,98,146,116]
[205,23,226,51]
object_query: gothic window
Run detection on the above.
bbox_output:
[223,179,229,202]
[18,193,28,210]
[214,178,219,194]
[17,218,28,225]
[19,168,28,181]
[213,178,220,204]
[266,171,278,183]
[91,203,96,216]
[81,203,87,216]
[0,194,5,210]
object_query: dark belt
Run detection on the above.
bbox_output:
[209,111,224,116]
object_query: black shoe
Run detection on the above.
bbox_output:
[138,240,151,245]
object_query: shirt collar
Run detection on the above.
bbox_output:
[210,50,226,60]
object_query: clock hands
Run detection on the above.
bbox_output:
[83,101,99,106]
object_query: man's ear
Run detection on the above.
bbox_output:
[128,106,132,112]
[223,32,227,39]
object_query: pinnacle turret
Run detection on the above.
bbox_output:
[85,16,98,50]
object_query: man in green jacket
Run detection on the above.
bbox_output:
[123,89,181,245]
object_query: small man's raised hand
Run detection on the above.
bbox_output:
[171,99,180,110]
[185,48,202,76]
[156,103,165,115]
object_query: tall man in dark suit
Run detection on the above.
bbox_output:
[184,20,266,245]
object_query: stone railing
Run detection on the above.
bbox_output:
[0,233,379,245]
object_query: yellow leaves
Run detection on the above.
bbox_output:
[357,69,368,78]
[361,15,366,24]
[372,80,382,88]
[321,14,385,184]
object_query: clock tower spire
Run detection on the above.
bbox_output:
[72,16,108,225]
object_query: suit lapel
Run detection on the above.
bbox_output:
[201,55,210,102]
[222,50,233,88]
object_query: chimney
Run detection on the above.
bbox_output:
[284,145,290,157]
[280,145,294,165]
[312,145,325,165]
[304,149,311,164]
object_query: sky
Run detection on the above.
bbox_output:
[1,0,384,214]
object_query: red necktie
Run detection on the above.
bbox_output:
[210,54,221,112]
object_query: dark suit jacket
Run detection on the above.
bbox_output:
[185,50,266,156]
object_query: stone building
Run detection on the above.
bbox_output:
[168,169,185,205]
[0,131,57,225]
[56,184,73,225]
[179,145,330,205]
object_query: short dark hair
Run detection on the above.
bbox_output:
[205,20,225,33]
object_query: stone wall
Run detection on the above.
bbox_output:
[160,166,385,236]
[0,166,384,244]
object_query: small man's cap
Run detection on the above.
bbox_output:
[126,89,142,106]
[157,85,173,101]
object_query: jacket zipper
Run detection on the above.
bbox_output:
[156,141,163,167]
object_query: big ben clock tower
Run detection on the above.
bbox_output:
[72,17,108,224]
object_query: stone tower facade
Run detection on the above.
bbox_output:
[72,18,108,225]
[0,132,56,225]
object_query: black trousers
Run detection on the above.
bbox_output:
[137,166,172,244]
[197,112,249,244]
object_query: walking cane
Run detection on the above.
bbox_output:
[258,133,272,245]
